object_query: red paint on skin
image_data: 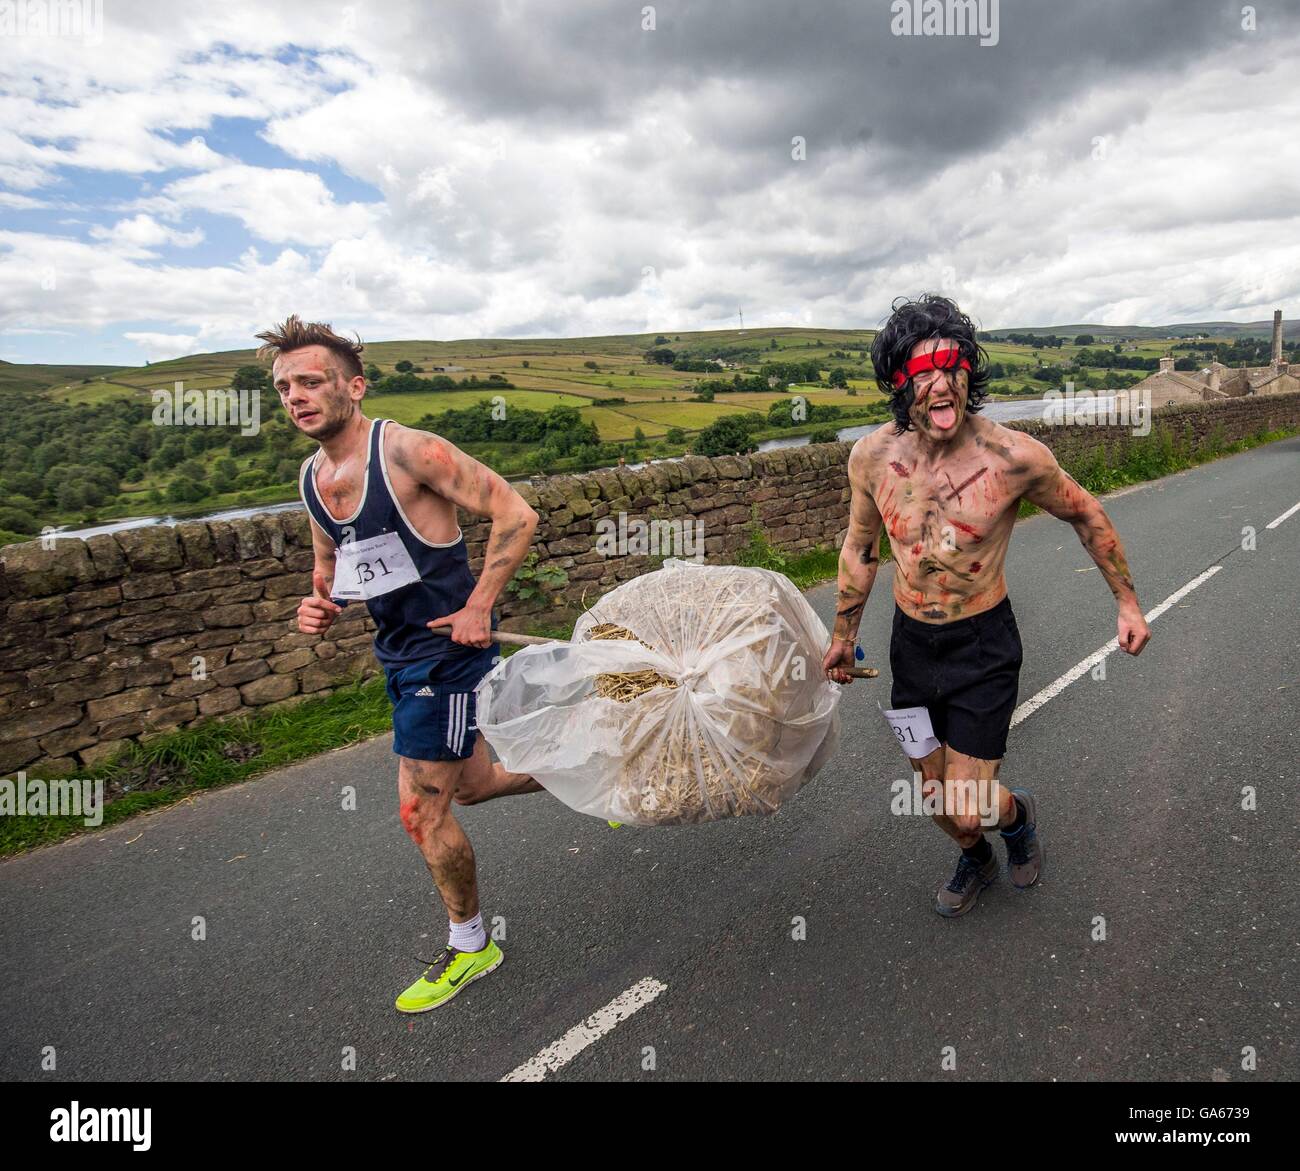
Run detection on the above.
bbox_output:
[912,543,922,554]
[399,797,423,845]
[890,461,911,477]
[950,519,983,540]
[944,467,988,503]
[970,561,983,572]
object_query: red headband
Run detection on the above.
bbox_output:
[892,346,970,389]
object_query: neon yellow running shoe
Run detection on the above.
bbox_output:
[395,940,503,1014]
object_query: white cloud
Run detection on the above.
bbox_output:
[136,165,380,246]
[90,214,204,255]
[0,190,44,209]
[123,332,201,362]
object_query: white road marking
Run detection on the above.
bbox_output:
[504,526,1268,1077]
[501,977,668,1082]
[1265,500,1300,530]
[1010,564,1223,728]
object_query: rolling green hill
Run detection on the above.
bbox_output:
[986,320,1300,342]
[1,320,1292,541]
[0,360,124,396]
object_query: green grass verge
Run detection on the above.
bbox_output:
[734,524,843,588]
[1,674,391,855]
[1016,421,1299,518]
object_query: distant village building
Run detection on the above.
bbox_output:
[1118,309,1299,408]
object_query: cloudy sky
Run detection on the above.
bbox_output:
[3,0,1300,366]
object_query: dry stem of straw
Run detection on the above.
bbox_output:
[578,587,801,825]
[587,622,679,702]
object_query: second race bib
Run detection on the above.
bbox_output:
[878,702,941,759]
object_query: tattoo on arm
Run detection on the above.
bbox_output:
[1080,520,1136,601]
[1096,540,1135,597]
[469,507,536,612]
[833,578,870,639]
[485,519,524,563]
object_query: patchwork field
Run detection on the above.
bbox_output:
[2,320,1283,535]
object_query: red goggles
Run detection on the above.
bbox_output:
[891,346,970,389]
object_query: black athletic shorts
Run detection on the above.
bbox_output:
[889,596,1023,761]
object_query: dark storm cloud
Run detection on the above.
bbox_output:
[402,0,1288,168]
[10,0,1299,354]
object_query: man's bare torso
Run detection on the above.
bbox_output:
[312,418,463,543]
[857,413,1036,624]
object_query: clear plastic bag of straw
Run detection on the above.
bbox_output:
[476,559,841,826]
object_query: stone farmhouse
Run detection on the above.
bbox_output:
[1119,310,1299,407]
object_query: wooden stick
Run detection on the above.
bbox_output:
[428,627,555,647]
[427,626,879,677]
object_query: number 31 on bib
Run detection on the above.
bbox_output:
[877,702,941,759]
[331,532,421,601]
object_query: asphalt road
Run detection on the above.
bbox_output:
[2,437,1297,1082]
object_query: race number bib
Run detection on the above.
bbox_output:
[332,531,421,601]
[878,702,941,759]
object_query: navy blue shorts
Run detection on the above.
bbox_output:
[383,647,499,763]
[889,597,1023,761]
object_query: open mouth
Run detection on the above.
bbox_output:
[929,399,958,430]
[296,410,320,425]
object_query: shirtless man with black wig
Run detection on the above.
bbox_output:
[823,294,1151,916]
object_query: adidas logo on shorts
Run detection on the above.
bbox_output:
[413,685,436,696]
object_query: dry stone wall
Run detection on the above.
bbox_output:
[3,392,1297,774]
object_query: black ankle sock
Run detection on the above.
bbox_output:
[1002,796,1026,835]
[962,836,993,864]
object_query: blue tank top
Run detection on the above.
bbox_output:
[298,417,493,668]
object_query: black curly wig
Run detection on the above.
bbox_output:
[870,294,991,434]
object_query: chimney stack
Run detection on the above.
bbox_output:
[1208,364,1221,393]
[1272,309,1283,368]
[1158,356,1175,374]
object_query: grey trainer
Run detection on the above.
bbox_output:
[936,850,1000,917]
[1000,788,1044,889]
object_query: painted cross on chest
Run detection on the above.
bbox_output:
[943,466,988,505]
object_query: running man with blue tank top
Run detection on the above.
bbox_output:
[256,315,543,1013]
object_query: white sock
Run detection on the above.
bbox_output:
[448,912,487,953]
